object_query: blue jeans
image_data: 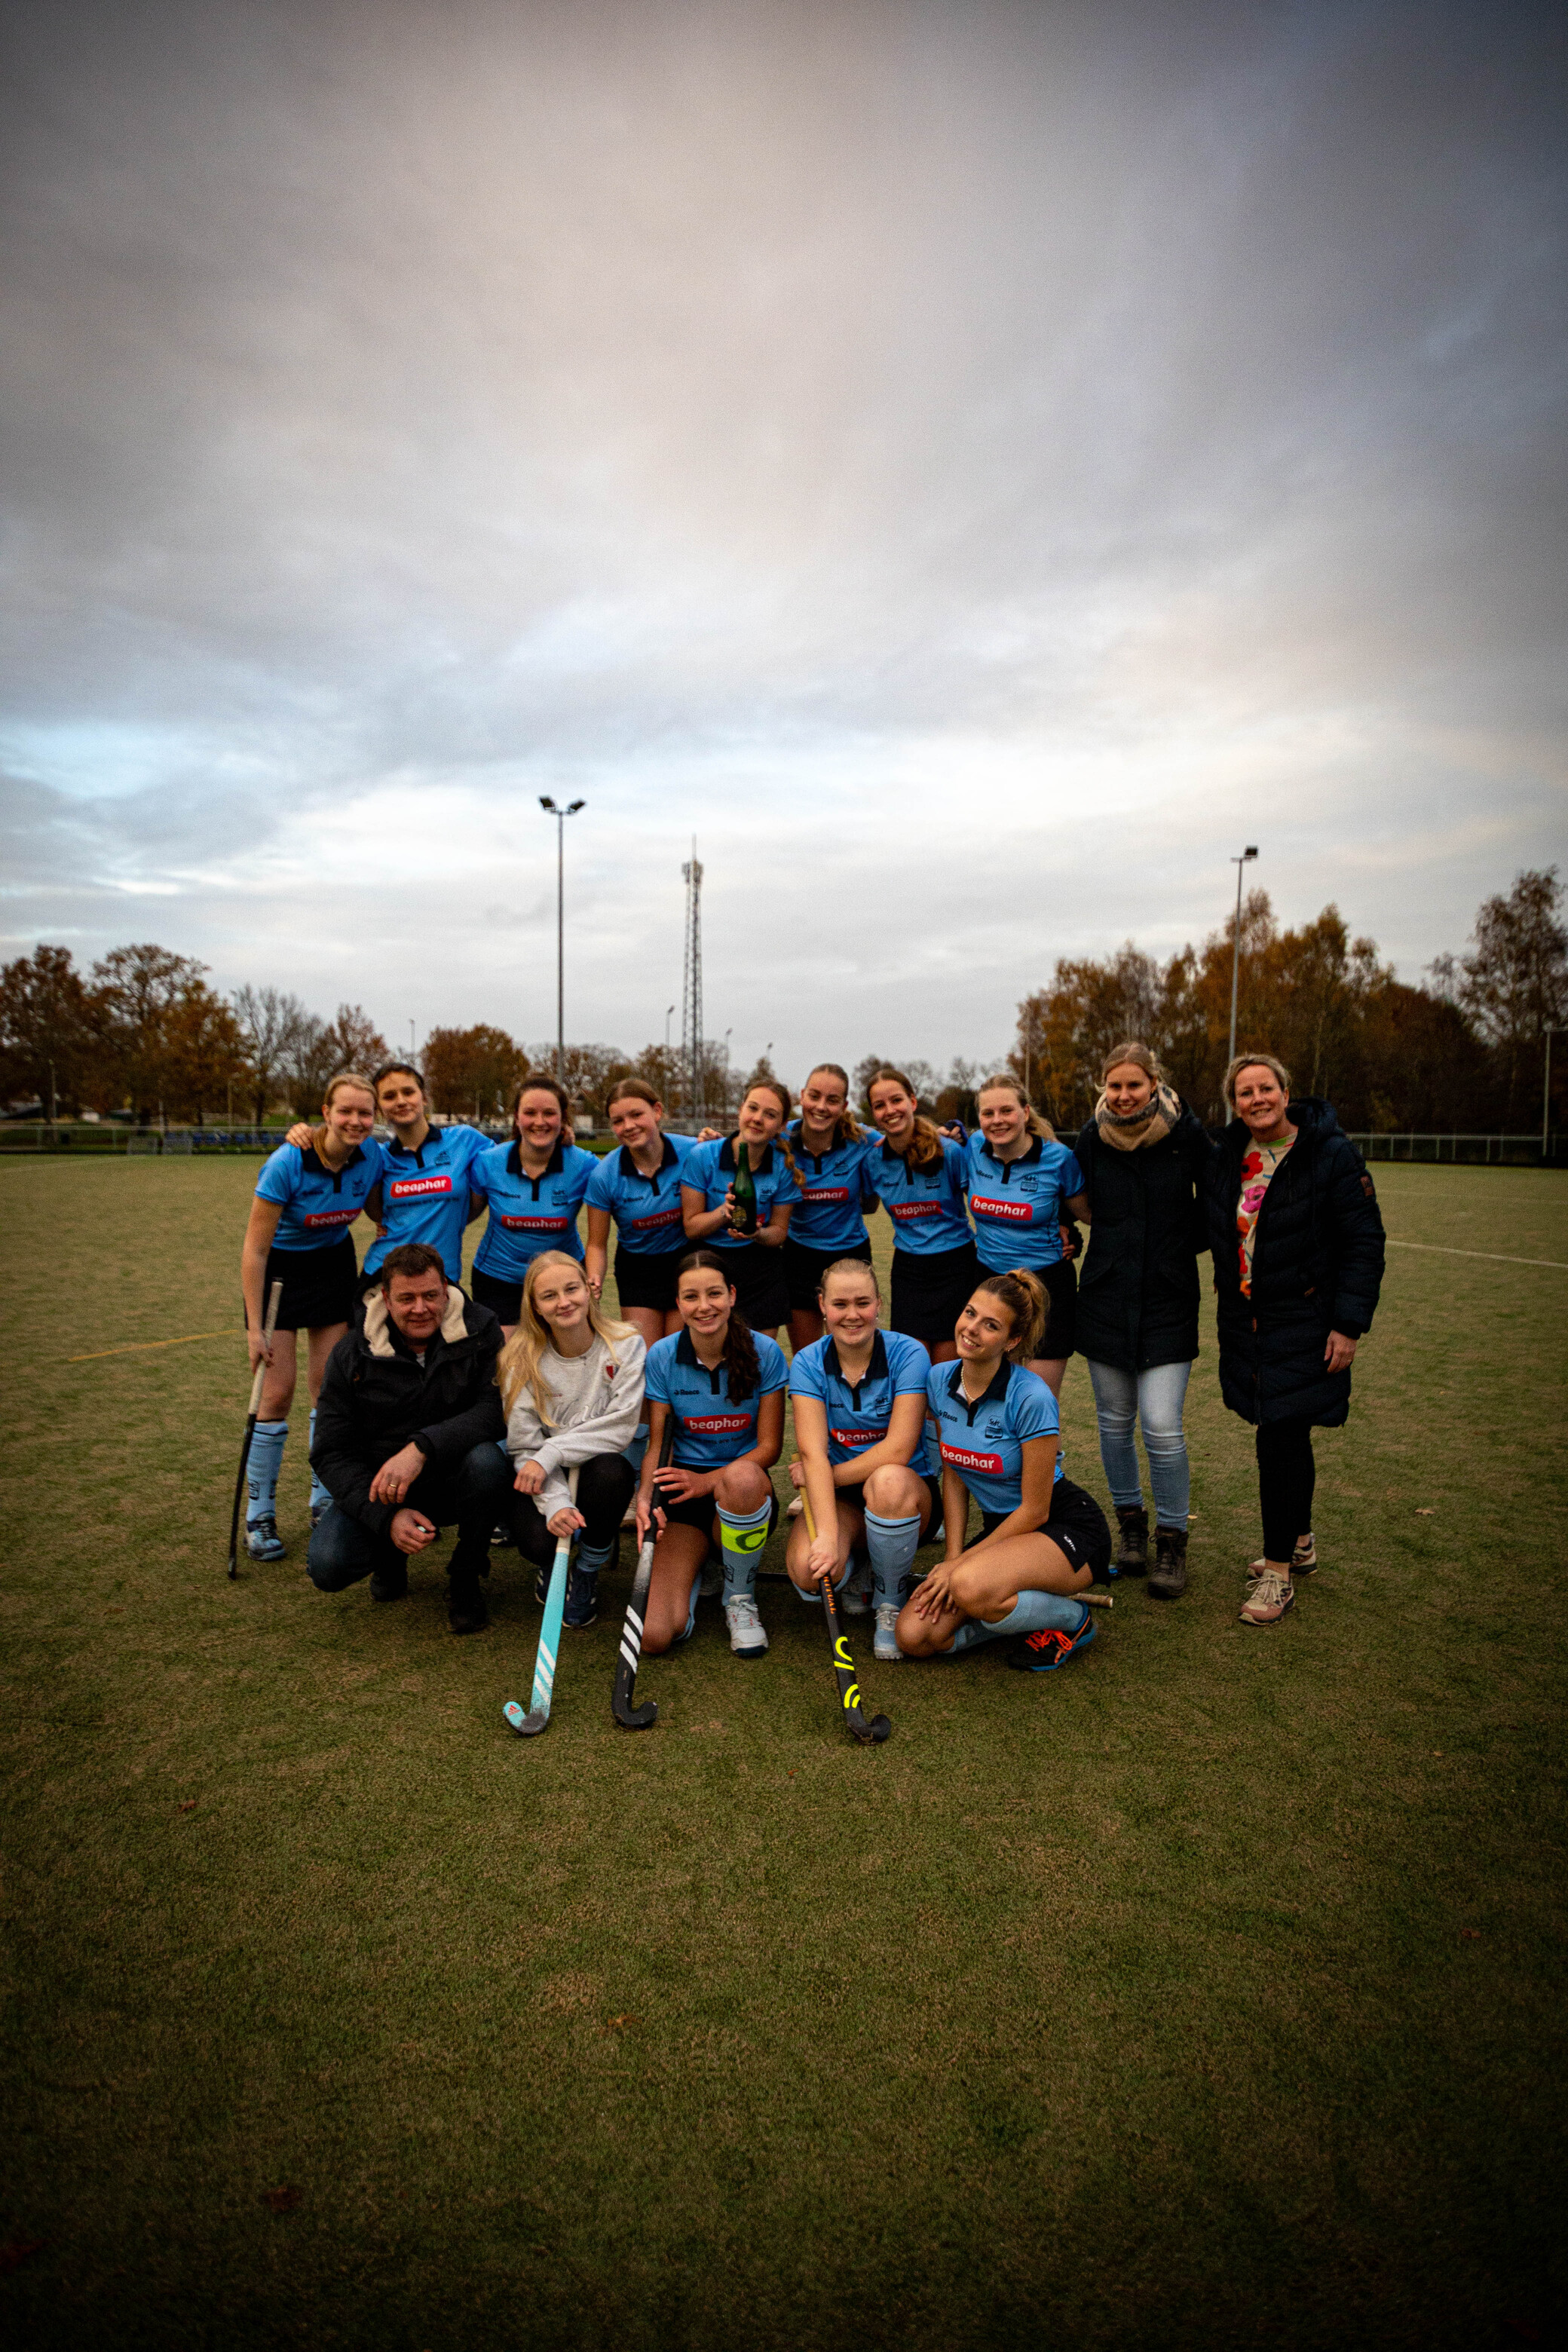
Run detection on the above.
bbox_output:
[308,1441,513,1590]
[1086,1359,1193,1532]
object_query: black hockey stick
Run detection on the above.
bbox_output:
[227,1279,282,1577]
[802,1490,891,1744]
[612,1420,675,1730]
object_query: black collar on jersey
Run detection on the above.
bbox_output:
[718,1132,776,1176]
[977,1133,1043,1182]
[822,1331,890,1392]
[507,1135,567,1181]
[617,1134,681,1190]
[675,1325,724,1393]
[300,1139,368,1191]
[787,1117,841,1172]
[385,1125,439,1169]
[943,1355,1014,1423]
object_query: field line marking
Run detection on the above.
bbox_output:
[68,1330,239,1361]
[1387,1241,1568,1270]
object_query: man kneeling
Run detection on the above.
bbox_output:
[308,1242,511,1633]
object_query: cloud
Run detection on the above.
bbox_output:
[2,0,1564,1071]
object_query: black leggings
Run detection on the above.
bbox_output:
[1256,1417,1315,1563]
[511,1452,634,1566]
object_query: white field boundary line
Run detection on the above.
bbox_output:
[1387,1241,1568,1270]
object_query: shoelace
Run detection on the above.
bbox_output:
[1024,1627,1072,1655]
[1246,1570,1291,1609]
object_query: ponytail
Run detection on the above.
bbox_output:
[973,1267,1048,1362]
[676,1248,761,1402]
[865,1066,944,1172]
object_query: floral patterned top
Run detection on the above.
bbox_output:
[1236,1135,1295,1297]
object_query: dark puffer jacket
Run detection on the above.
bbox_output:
[311,1286,506,1531]
[1072,1105,1211,1373]
[1202,1096,1385,1428]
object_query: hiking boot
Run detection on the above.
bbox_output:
[448,1572,490,1635]
[1113,1505,1149,1576]
[369,1560,408,1603]
[562,1563,599,1630]
[841,1559,871,1616]
[246,1516,286,1562]
[1007,1608,1095,1671]
[1148,1526,1189,1600]
[1249,1533,1316,1578]
[874,1602,903,1663]
[724,1593,768,1658]
[1239,1568,1294,1626]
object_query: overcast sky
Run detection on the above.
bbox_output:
[2,0,1564,1080]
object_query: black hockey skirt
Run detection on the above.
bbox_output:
[976,1475,1110,1579]
[253,1234,360,1333]
[890,1240,982,1348]
[611,1243,690,1316]
[706,1241,789,1333]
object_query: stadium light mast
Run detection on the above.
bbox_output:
[681,840,704,1122]
[539,796,586,1083]
[1227,846,1260,1068]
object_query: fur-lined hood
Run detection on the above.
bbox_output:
[360,1282,477,1359]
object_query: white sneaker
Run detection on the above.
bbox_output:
[724,1593,768,1657]
[841,1560,871,1616]
[874,1603,902,1662]
[699,1560,724,1599]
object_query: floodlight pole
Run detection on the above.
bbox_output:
[539,795,586,1084]
[1227,847,1260,1068]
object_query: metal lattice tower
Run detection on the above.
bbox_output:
[681,840,704,1123]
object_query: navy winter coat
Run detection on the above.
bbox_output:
[1072,1105,1211,1373]
[1202,1097,1385,1428]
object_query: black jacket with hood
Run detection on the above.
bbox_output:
[310,1286,505,1532]
[1201,1095,1386,1428]
[1071,1102,1211,1374]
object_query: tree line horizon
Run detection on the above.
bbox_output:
[2,867,1563,1138]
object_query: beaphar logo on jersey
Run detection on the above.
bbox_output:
[972,1195,1031,1222]
[389,1174,453,1200]
[684,1412,752,1434]
[890,1199,942,1220]
[941,1441,1006,1474]
[630,1205,682,1230]
[303,1206,362,1228]
[802,1184,851,1204]
[830,1426,877,1449]
[497,1212,571,1231]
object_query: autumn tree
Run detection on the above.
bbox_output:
[232,985,312,1125]
[1459,868,1568,1123]
[424,1025,528,1121]
[0,945,96,1113]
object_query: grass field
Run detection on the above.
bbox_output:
[2,1159,1565,2350]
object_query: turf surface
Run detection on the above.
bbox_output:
[2,1158,1564,2349]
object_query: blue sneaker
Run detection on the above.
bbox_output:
[562,1563,599,1629]
[1007,1607,1095,1672]
[246,1516,286,1562]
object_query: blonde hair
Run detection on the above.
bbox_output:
[1223,1051,1291,1110]
[971,1267,1049,1361]
[976,1075,1055,1143]
[498,1251,636,1425]
[801,1063,865,1153]
[1101,1040,1162,1087]
[312,1070,375,1156]
[865,1066,944,1172]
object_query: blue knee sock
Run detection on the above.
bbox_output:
[308,1410,331,1513]
[576,1536,616,1579]
[948,1588,1086,1653]
[247,1420,287,1525]
[717,1496,772,1603]
[865,1509,920,1611]
[623,1423,650,1477]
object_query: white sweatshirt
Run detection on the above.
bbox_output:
[504,1328,647,1523]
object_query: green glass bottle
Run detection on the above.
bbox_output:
[730,1143,758,1235]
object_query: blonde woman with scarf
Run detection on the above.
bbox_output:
[1070,1042,1211,1600]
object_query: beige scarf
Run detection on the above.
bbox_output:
[1094,1080,1181,1153]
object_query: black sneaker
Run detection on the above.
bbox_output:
[1113,1506,1148,1576]
[490,1523,514,1550]
[448,1573,489,1635]
[562,1563,599,1629]
[1149,1527,1188,1600]
[369,1561,409,1603]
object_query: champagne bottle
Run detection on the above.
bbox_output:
[730,1144,758,1236]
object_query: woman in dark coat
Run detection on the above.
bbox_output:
[1073,1042,1211,1600]
[1203,1052,1385,1626]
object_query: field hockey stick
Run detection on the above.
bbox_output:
[1080,1591,1113,1610]
[611,1421,675,1731]
[801,1490,891,1745]
[227,1279,282,1578]
[504,1463,580,1738]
